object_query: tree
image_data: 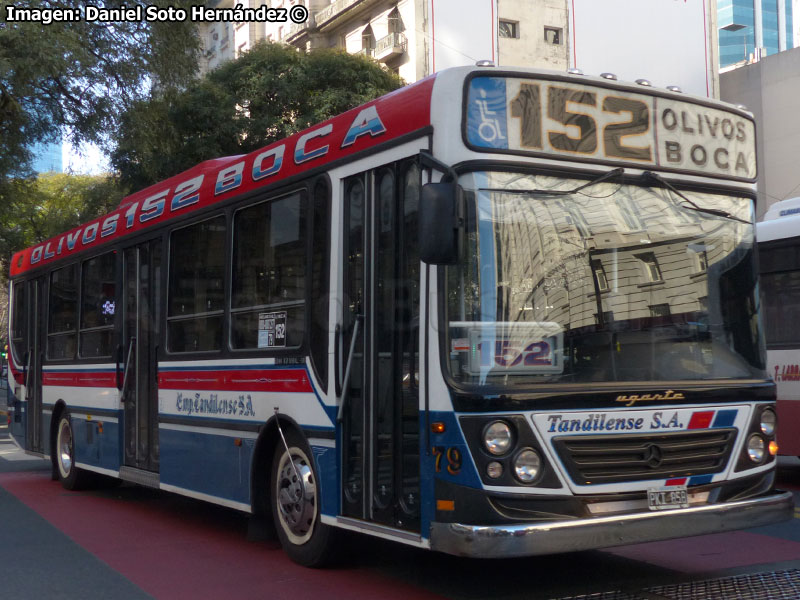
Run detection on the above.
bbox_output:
[112,41,404,190]
[0,172,126,342]
[0,172,125,262]
[0,0,200,180]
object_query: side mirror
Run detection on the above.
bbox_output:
[419,182,463,265]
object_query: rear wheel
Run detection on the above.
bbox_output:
[55,414,89,490]
[270,431,336,567]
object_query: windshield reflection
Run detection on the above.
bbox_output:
[445,171,766,387]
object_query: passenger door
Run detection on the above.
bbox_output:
[121,239,162,473]
[25,277,45,454]
[340,160,422,531]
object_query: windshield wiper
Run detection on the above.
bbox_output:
[640,171,750,225]
[481,167,625,196]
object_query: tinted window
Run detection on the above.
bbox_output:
[168,216,226,352]
[310,180,330,387]
[760,243,800,348]
[231,192,307,349]
[10,281,27,363]
[80,252,116,358]
[48,264,78,359]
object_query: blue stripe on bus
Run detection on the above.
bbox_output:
[160,427,254,506]
[72,418,122,472]
[689,474,713,486]
[712,409,737,428]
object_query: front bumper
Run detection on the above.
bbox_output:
[430,489,794,558]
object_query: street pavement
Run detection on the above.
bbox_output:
[2,386,800,599]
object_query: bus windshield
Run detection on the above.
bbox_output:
[444,171,766,387]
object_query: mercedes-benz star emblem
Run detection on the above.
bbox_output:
[644,444,663,469]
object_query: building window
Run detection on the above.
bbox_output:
[362,24,376,55]
[696,250,709,272]
[649,303,671,318]
[591,259,609,292]
[388,7,404,33]
[636,252,663,282]
[595,310,614,326]
[544,26,562,45]
[499,20,519,39]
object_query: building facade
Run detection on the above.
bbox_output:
[29,140,63,174]
[718,0,799,68]
[720,45,800,219]
[197,0,570,82]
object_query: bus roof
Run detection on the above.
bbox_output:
[10,64,761,277]
[758,198,800,243]
[10,73,437,278]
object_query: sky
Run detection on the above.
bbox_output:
[62,140,110,175]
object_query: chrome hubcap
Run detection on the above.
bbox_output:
[277,450,316,541]
[58,419,73,477]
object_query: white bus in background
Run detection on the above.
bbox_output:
[758,198,800,456]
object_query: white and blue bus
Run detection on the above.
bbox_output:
[7,65,792,566]
[757,198,800,456]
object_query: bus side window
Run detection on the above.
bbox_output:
[79,252,117,358]
[48,264,78,360]
[10,281,28,365]
[230,191,308,350]
[167,216,226,353]
[310,178,331,390]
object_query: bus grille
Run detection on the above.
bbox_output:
[552,428,737,485]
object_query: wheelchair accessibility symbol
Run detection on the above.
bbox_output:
[475,88,507,144]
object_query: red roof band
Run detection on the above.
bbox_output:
[10,75,436,278]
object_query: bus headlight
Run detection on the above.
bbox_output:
[513,449,541,483]
[760,409,777,436]
[483,421,513,456]
[747,434,766,463]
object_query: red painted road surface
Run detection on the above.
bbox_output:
[3,468,800,599]
[0,472,445,600]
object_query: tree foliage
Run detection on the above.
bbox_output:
[0,173,125,262]
[0,0,200,180]
[112,41,404,190]
[0,172,125,336]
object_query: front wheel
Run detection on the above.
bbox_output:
[55,414,89,490]
[270,431,336,567]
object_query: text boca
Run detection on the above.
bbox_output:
[28,105,386,266]
[658,102,753,176]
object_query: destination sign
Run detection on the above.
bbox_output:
[465,76,756,180]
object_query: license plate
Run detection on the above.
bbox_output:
[647,486,689,510]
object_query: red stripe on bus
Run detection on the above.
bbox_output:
[688,411,715,430]
[666,478,688,486]
[157,369,312,393]
[42,372,117,388]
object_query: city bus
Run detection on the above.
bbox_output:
[6,65,792,566]
[757,198,800,456]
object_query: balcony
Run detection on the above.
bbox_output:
[314,0,379,30]
[357,47,374,57]
[374,32,406,61]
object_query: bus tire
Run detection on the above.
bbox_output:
[55,414,89,491]
[270,430,336,567]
